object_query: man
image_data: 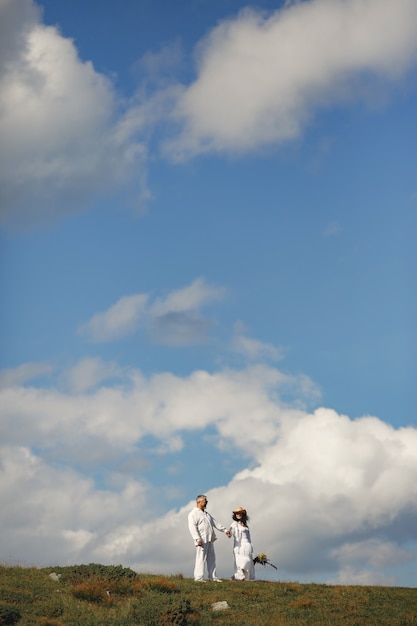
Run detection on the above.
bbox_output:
[188,494,231,582]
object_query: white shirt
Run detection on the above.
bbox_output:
[188,507,227,545]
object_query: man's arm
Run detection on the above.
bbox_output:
[210,513,231,537]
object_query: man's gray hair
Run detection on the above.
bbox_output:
[196,494,207,503]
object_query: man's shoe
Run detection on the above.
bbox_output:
[211,578,223,582]
[194,579,207,583]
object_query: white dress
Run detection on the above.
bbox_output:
[229,521,255,580]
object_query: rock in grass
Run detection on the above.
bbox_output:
[212,601,230,611]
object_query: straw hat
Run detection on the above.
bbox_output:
[233,506,247,514]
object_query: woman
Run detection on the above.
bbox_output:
[229,506,255,581]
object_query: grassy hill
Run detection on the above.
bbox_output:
[0,563,416,625]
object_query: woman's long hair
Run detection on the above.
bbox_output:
[232,512,249,526]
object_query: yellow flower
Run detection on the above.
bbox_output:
[253,553,277,569]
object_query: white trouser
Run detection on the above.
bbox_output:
[194,542,217,581]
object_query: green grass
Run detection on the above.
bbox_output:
[0,564,416,625]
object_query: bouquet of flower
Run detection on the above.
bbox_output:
[253,552,277,569]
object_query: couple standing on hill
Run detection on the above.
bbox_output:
[187,494,255,582]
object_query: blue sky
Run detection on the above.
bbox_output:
[1,0,417,586]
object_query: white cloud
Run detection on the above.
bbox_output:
[79,294,149,343]
[0,360,416,584]
[0,0,149,229]
[149,277,226,346]
[231,321,285,361]
[0,0,38,70]
[331,538,413,569]
[165,0,417,157]
[0,445,150,565]
[3,0,416,229]
[61,357,124,393]
[151,277,225,316]
[79,278,225,345]
[329,567,397,586]
[137,39,184,86]
[0,361,53,389]
[150,311,214,346]
[0,362,301,454]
